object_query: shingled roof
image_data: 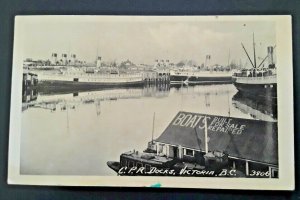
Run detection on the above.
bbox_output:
[155,111,278,165]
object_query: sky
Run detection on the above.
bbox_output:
[17,16,276,67]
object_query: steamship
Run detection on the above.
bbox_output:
[24,54,144,92]
[169,55,232,85]
[232,35,277,99]
[170,70,233,85]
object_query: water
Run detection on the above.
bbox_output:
[20,84,276,175]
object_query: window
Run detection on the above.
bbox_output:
[185,149,194,156]
[121,159,127,167]
[272,168,278,178]
[128,161,134,168]
[136,162,143,168]
[145,164,151,172]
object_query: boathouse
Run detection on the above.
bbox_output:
[154,111,278,178]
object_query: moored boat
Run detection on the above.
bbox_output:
[232,67,277,99]
[170,70,233,85]
[27,67,145,92]
[232,34,277,99]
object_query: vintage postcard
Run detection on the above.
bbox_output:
[8,15,294,190]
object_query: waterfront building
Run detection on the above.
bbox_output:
[153,111,278,178]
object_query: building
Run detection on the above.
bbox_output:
[153,111,278,178]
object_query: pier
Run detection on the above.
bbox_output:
[22,72,38,89]
[143,70,170,85]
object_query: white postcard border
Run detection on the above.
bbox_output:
[7,15,294,190]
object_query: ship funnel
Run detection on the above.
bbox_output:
[267,46,274,65]
[51,53,57,65]
[166,60,169,68]
[154,59,159,68]
[62,54,68,65]
[96,56,101,68]
[71,54,77,65]
[205,55,211,69]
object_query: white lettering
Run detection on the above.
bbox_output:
[172,113,186,126]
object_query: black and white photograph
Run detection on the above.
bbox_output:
[8,15,294,189]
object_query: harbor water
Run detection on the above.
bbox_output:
[20,84,276,175]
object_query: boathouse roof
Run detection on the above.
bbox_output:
[155,111,278,165]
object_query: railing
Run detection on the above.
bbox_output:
[170,70,232,77]
[37,73,144,83]
[233,75,277,84]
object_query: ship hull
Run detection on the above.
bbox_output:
[233,81,277,99]
[170,75,232,85]
[36,80,144,94]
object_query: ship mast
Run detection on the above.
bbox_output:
[253,33,257,68]
[227,49,231,70]
[241,43,255,69]
[151,112,156,144]
[204,116,208,153]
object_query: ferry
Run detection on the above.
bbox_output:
[170,69,233,85]
[26,66,145,92]
[107,111,278,178]
[23,54,146,92]
[232,35,277,99]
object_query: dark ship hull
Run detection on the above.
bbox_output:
[35,80,144,94]
[170,75,232,85]
[233,81,277,99]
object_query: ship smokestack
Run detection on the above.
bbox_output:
[267,46,274,65]
[161,59,164,67]
[96,56,101,68]
[154,59,159,68]
[71,54,76,65]
[51,53,57,65]
[62,54,68,66]
[205,55,211,69]
[166,60,169,68]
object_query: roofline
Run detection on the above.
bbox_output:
[170,110,278,123]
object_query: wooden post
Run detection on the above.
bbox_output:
[245,160,249,176]
[205,116,208,153]
[233,161,236,169]
[166,145,169,158]
[178,145,182,159]
[151,112,155,144]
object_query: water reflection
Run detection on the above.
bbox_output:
[22,84,171,114]
[20,84,276,175]
[232,92,277,122]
